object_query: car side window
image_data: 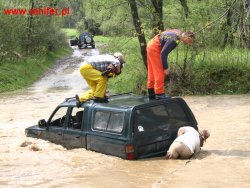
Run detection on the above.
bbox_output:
[49,107,68,127]
[69,107,84,130]
[93,110,124,133]
[166,102,188,122]
[134,106,168,133]
[134,102,190,134]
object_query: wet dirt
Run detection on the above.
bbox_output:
[0,46,250,188]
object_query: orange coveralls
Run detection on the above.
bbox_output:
[147,29,181,95]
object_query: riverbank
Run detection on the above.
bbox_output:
[0,47,72,93]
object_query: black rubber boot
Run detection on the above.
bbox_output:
[75,94,81,107]
[148,88,156,100]
[93,97,109,103]
[155,93,167,100]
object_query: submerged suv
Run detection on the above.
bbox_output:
[25,93,198,160]
[70,32,95,49]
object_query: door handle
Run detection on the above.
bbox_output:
[76,136,80,139]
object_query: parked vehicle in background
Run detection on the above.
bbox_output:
[70,32,95,49]
[25,93,198,160]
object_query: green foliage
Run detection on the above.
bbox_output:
[165,46,250,95]
[0,48,72,93]
[62,28,80,38]
[95,36,147,94]
[0,0,68,61]
[97,36,250,95]
[83,0,134,36]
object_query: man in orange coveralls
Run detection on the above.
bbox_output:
[147,29,195,100]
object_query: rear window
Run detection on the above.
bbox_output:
[134,102,190,133]
[93,110,125,133]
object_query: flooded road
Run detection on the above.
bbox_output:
[0,46,250,188]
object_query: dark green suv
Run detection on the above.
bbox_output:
[70,32,95,49]
[25,93,198,160]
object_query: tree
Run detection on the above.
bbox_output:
[128,0,147,67]
[179,0,189,18]
[26,0,34,56]
[151,0,164,36]
[0,0,68,61]
[220,0,250,48]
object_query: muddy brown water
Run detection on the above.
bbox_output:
[0,47,250,188]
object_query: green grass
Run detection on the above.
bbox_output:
[0,47,72,93]
[61,28,79,38]
[167,47,250,95]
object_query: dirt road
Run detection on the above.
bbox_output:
[0,46,249,188]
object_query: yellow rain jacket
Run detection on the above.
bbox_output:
[79,55,123,102]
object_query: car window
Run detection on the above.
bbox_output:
[69,107,84,130]
[49,107,68,127]
[79,35,85,41]
[93,110,124,133]
[134,102,190,134]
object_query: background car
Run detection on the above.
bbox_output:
[70,32,95,49]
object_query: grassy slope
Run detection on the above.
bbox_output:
[0,48,72,93]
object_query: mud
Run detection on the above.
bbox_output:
[0,46,249,188]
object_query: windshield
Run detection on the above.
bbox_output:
[49,107,68,127]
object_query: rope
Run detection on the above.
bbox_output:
[194,0,238,34]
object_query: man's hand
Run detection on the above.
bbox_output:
[164,69,169,76]
[101,68,112,76]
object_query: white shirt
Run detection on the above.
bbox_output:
[175,126,200,154]
[84,54,119,64]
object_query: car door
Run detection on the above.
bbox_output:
[133,99,198,159]
[70,38,78,46]
[86,109,127,158]
[62,107,86,149]
[47,106,68,145]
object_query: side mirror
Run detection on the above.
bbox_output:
[38,119,47,128]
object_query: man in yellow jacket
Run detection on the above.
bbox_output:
[76,52,125,104]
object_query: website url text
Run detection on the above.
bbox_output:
[4,7,70,16]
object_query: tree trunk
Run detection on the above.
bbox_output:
[221,8,233,47]
[179,0,189,18]
[128,0,147,68]
[26,0,34,56]
[243,0,250,48]
[151,0,164,36]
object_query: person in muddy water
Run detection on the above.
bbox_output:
[147,29,195,100]
[76,52,125,104]
[166,126,210,160]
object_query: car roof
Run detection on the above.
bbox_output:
[79,32,92,36]
[60,93,174,110]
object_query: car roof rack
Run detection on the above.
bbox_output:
[109,92,133,98]
[64,92,133,102]
[65,96,76,102]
